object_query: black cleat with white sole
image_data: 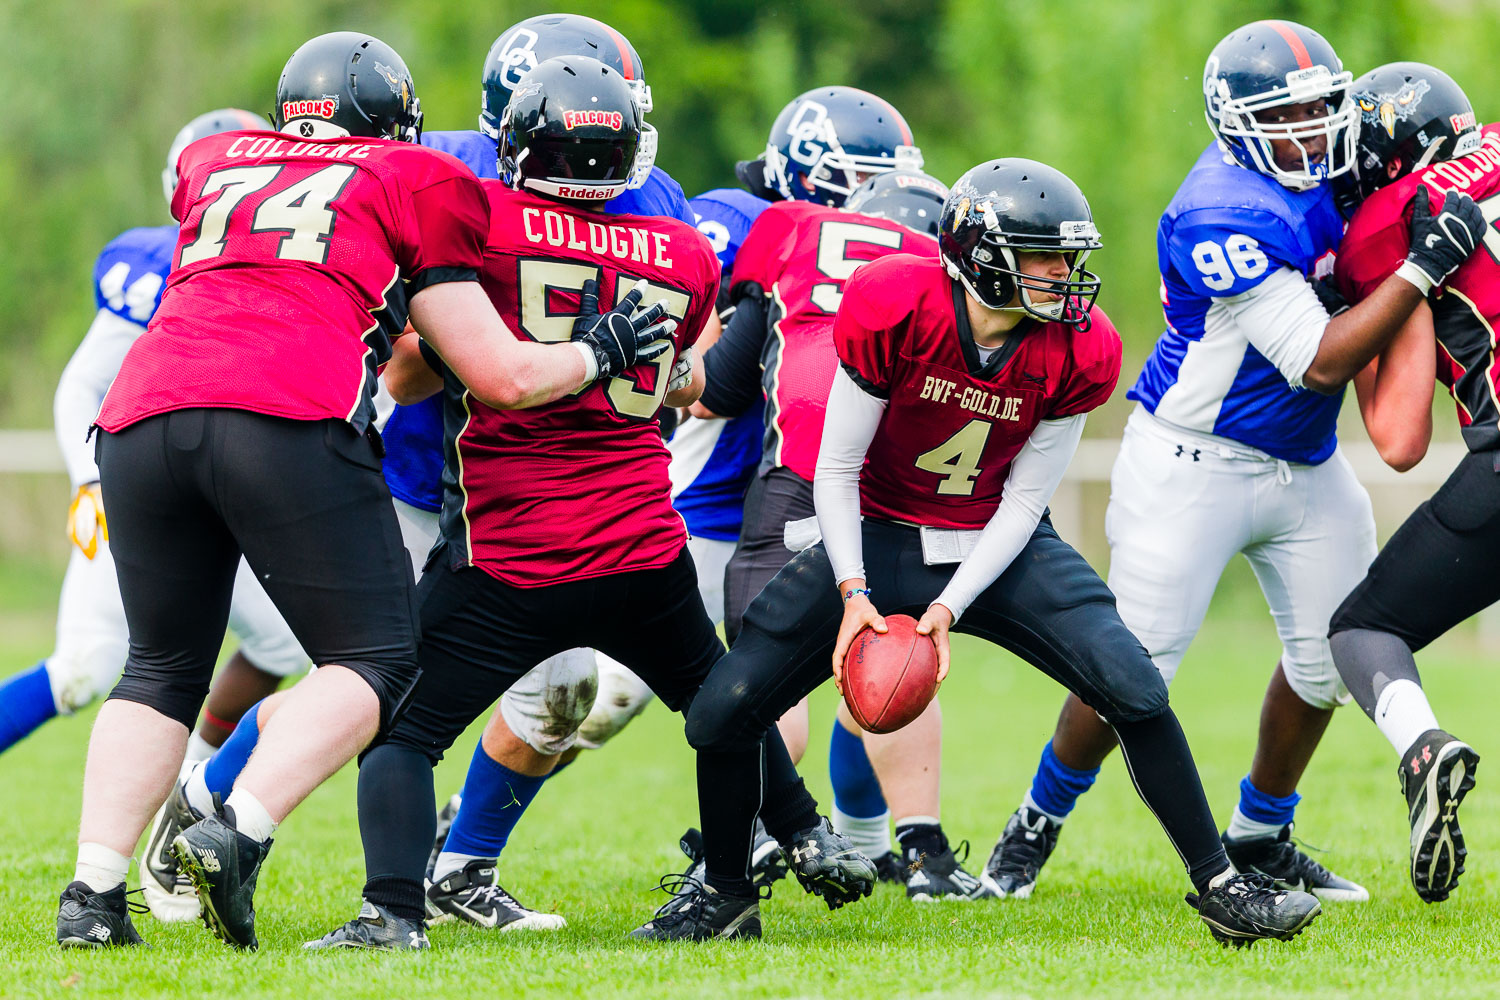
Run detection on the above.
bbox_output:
[425,860,566,931]
[1223,824,1368,902]
[1401,728,1480,903]
[982,806,1061,899]
[140,777,204,922]
[901,837,993,902]
[57,882,146,949]
[1186,872,1322,948]
[305,901,430,951]
[171,812,270,950]
[629,876,761,941]
[873,851,906,884]
[784,817,876,910]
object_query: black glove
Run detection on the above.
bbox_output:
[1308,275,1349,318]
[1405,189,1486,288]
[571,278,675,381]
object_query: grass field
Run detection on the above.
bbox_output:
[0,555,1494,1000]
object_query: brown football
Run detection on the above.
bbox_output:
[843,614,939,734]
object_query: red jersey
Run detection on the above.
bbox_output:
[96,130,488,434]
[439,185,720,587]
[1337,124,1500,451]
[837,255,1120,529]
[731,201,939,481]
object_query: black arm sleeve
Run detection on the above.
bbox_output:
[698,291,770,417]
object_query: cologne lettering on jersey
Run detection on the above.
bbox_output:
[1424,132,1500,194]
[225,136,374,161]
[521,208,675,269]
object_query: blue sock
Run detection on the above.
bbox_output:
[0,663,57,754]
[203,699,265,798]
[441,744,548,861]
[1027,740,1100,820]
[1236,775,1300,827]
[829,718,887,818]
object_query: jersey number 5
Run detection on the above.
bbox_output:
[810,221,905,314]
[179,164,356,267]
[914,419,992,495]
[518,258,691,420]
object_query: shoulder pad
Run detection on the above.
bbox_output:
[607,167,694,225]
[93,225,176,325]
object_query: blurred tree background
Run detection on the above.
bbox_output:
[2,0,1499,428]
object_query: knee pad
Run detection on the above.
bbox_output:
[47,636,127,714]
[574,654,654,749]
[499,648,599,755]
[1281,642,1351,710]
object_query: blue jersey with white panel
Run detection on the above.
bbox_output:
[93,225,175,327]
[381,130,698,513]
[1129,142,1346,464]
[665,189,772,541]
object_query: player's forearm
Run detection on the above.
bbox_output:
[1303,273,1426,394]
[815,368,886,585]
[383,333,445,405]
[1353,302,1435,472]
[697,294,768,417]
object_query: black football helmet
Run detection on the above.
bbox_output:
[479,14,655,188]
[161,108,266,206]
[498,56,642,203]
[754,86,923,207]
[273,32,421,143]
[845,170,949,238]
[1202,20,1357,190]
[1345,62,1481,206]
[939,159,1102,330]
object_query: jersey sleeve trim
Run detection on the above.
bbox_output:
[407,266,479,295]
[840,361,889,400]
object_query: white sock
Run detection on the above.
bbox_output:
[1375,679,1442,757]
[831,806,892,858]
[74,842,130,894]
[224,788,277,843]
[1225,805,1284,842]
[1022,790,1067,826]
[184,761,216,817]
[185,731,216,763]
[432,850,493,884]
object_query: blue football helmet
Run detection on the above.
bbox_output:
[1202,20,1358,191]
[479,13,654,188]
[758,86,922,207]
[161,107,268,206]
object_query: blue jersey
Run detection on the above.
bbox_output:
[1129,143,1346,464]
[664,190,773,541]
[92,225,175,327]
[382,130,697,512]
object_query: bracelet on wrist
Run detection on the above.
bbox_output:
[843,587,872,603]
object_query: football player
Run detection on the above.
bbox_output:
[1327,62,1490,904]
[987,21,1483,903]
[57,33,664,950]
[306,56,842,950]
[635,159,1325,946]
[692,163,989,899]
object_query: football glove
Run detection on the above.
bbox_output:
[666,347,695,394]
[1308,276,1349,318]
[67,481,107,560]
[1402,189,1486,293]
[572,278,676,382]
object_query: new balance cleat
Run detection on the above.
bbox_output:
[57,882,146,949]
[1186,872,1321,948]
[873,851,906,883]
[629,876,761,941]
[1223,825,1368,902]
[425,792,463,881]
[139,774,204,922]
[171,813,270,950]
[425,860,566,931]
[982,806,1060,899]
[901,837,993,902]
[784,817,876,910]
[1401,729,1480,903]
[305,900,429,951]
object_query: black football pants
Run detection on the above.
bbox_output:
[723,467,815,645]
[687,517,1232,895]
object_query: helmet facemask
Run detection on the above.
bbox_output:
[951,227,1102,331]
[1207,65,1359,191]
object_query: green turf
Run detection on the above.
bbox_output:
[0,563,1494,999]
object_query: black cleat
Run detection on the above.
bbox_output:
[982,806,1060,899]
[1223,825,1368,902]
[783,817,876,910]
[425,860,565,931]
[305,901,430,951]
[873,851,906,883]
[1186,872,1321,948]
[676,821,788,892]
[1401,729,1480,903]
[57,882,146,949]
[629,875,761,941]
[901,836,993,902]
[425,792,462,881]
[140,777,204,922]
[171,813,271,950]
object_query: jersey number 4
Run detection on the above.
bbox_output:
[914,419,992,495]
[179,164,356,268]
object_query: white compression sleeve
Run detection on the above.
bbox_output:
[932,413,1087,622]
[814,366,888,586]
[1215,265,1330,390]
[53,309,143,488]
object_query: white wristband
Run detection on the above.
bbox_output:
[1395,259,1436,296]
[573,341,599,385]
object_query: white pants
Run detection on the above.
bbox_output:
[1104,406,1377,709]
[48,542,308,714]
[392,498,732,753]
